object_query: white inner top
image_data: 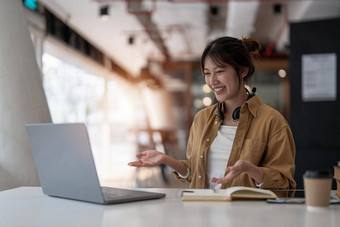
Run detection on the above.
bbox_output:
[206,125,237,189]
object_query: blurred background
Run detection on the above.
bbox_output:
[8,0,339,189]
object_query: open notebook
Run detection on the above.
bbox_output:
[182,186,277,201]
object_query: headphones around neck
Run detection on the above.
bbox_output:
[217,87,256,122]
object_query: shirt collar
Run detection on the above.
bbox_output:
[244,94,262,118]
[216,94,262,119]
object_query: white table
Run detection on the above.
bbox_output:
[0,187,339,227]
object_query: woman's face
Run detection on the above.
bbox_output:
[203,57,244,103]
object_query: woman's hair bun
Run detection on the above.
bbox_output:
[241,37,261,54]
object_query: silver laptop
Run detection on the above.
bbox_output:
[26,123,165,204]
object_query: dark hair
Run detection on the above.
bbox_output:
[200,36,261,83]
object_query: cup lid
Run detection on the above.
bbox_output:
[303,170,332,179]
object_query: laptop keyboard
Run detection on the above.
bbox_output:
[100,186,165,203]
[102,187,133,196]
[101,187,148,200]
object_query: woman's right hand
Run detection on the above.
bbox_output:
[128,150,165,167]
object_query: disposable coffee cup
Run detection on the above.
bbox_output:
[303,170,332,209]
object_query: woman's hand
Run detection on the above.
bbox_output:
[210,160,264,185]
[128,150,188,176]
[128,150,165,167]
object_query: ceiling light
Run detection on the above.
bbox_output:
[210,6,219,16]
[100,5,110,22]
[273,4,282,15]
[278,69,287,78]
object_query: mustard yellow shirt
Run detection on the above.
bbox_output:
[174,95,296,189]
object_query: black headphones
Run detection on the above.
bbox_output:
[217,87,256,122]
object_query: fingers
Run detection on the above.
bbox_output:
[128,159,155,167]
[211,177,230,184]
[210,177,227,184]
[136,152,146,158]
[211,168,240,184]
[131,150,161,167]
[128,162,138,167]
[128,160,144,167]
[130,151,152,167]
[210,177,218,183]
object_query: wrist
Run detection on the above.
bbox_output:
[242,160,252,175]
[162,155,187,177]
[246,162,264,184]
[161,153,170,165]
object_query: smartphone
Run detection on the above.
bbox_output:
[266,189,340,204]
[267,198,340,204]
[267,198,305,204]
[266,189,305,204]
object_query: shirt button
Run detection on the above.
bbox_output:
[206,138,210,142]
[215,121,218,124]
[198,175,202,179]
[200,155,204,159]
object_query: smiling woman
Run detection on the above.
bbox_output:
[200,37,261,125]
[129,36,296,191]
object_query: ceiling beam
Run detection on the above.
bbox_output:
[127,0,170,61]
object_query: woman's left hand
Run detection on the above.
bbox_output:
[211,159,265,185]
[211,160,249,184]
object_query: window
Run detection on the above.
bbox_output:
[42,53,145,187]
